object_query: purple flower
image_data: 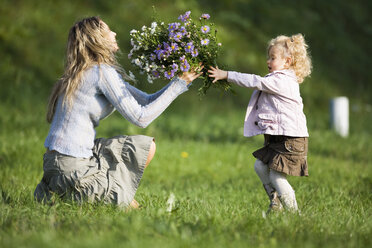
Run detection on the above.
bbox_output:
[152,70,160,78]
[150,53,156,61]
[180,60,190,72]
[185,42,194,53]
[191,49,198,57]
[178,11,191,22]
[168,22,180,32]
[170,42,179,52]
[201,14,210,20]
[201,25,210,34]
[156,50,166,60]
[171,32,183,42]
[171,63,179,71]
[163,42,172,52]
[180,55,186,62]
[179,26,187,35]
[201,39,210,46]
[154,44,162,54]
[164,70,175,79]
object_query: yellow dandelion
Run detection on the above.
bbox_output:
[181,151,189,158]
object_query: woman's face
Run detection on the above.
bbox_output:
[101,21,119,52]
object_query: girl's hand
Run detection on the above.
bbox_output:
[208,66,228,83]
[179,65,204,85]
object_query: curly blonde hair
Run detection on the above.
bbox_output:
[47,16,130,123]
[267,34,312,83]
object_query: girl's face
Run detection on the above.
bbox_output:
[266,46,290,73]
[101,21,119,52]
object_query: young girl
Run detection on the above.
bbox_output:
[208,34,312,212]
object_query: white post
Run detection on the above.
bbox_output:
[330,97,349,137]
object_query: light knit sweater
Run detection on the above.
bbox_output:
[44,64,189,158]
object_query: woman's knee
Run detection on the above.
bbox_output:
[145,140,156,168]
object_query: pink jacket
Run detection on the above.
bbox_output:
[227,69,309,137]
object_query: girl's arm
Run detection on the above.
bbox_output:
[208,66,291,96]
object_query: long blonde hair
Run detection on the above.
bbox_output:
[47,16,129,123]
[267,34,312,83]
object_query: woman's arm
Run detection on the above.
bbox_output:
[124,65,203,106]
[98,65,196,128]
[124,80,173,106]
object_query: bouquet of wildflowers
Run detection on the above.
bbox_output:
[128,11,230,95]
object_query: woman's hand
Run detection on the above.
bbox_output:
[208,66,228,83]
[179,65,204,85]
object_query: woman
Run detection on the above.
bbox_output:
[34,16,201,208]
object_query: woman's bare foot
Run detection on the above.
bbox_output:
[129,199,140,209]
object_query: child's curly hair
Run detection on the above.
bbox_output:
[268,34,312,83]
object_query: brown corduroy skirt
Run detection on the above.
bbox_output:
[253,135,309,176]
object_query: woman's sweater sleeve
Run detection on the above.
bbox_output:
[98,65,189,128]
[124,79,173,106]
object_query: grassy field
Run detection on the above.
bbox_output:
[1,0,371,247]
[1,91,371,248]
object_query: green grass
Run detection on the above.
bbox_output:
[1,95,371,248]
[1,0,371,246]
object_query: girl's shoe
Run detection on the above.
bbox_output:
[268,191,283,212]
[263,184,283,213]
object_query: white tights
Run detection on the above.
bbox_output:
[254,159,298,210]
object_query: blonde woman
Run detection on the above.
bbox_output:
[208,34,312,213]
[34,17,202,208]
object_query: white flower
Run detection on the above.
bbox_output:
[150,63,158,70]
[150,22,158,34]
[151,22,158,33]
[262,210,267,219]
[130,29,138,34]
[147,75,154,84]
[141,25,147,31]
[133,58,142,67]
[166,193,175,212]
[144,63,151,73]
